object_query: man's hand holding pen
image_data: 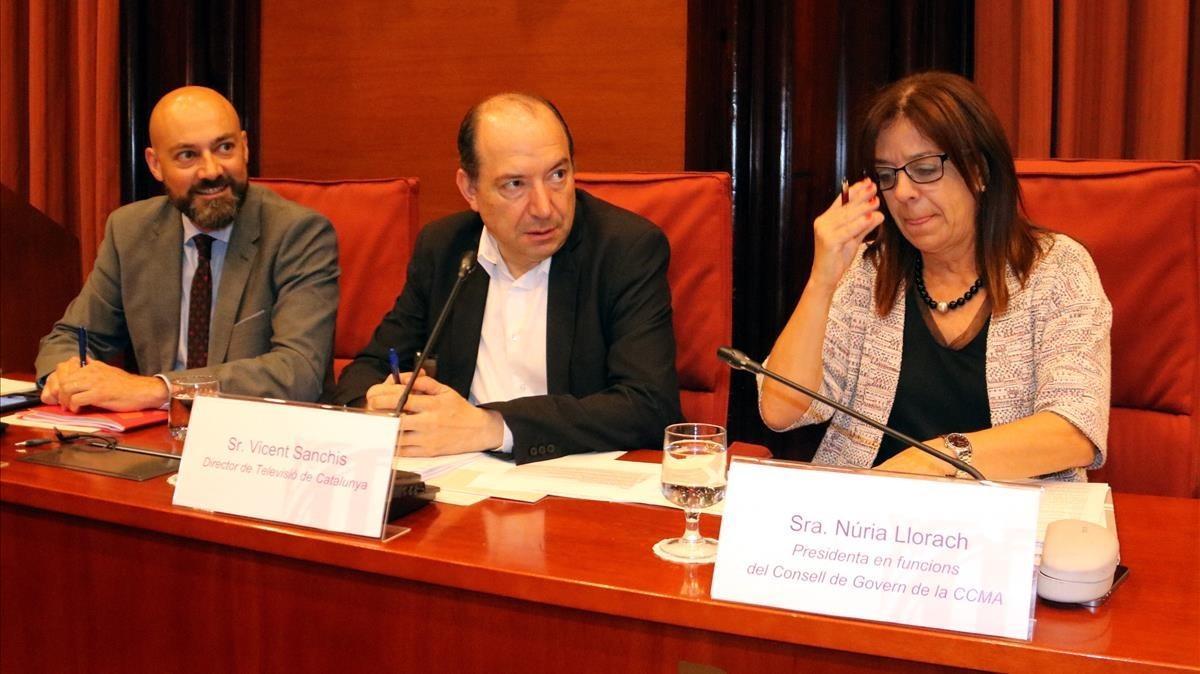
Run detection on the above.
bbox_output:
[809,177,884,292]
[41,358,169,412]
[364,371,505,456]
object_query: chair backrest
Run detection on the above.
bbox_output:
[251,177,420,379]
[1015,159,1200,497]
[575,172,734,427]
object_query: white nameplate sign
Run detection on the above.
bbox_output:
[173,396,400,538]
[711,459,1041,640]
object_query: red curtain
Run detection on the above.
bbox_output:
[976,0,1196,159]
[1,0,121,277]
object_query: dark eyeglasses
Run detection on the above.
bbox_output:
[874,154,949,191]
[54,428,118,452]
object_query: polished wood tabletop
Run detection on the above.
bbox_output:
[2,423,1198,673]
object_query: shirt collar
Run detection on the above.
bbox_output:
[182,213,234,245]
[476,227,551,285]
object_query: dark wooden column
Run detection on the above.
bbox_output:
[685,1,796,449]
[120,0,260,203]
[686,0,973,457]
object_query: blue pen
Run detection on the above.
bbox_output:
[387,348,402,385]
[77,326,88,367]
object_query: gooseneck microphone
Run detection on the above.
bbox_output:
[717,346,986,480]
[393,250,478,415]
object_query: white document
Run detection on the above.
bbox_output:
[429,489,490,506]
[387,450,629,506]
[455,452,726,513]
[393,452,484,480]
[392,452,493,506]
[1033,481,1114,540]
[623,471,726,515]
[427,453,545,503]
[0,377,38,395]
[466,453,659,502]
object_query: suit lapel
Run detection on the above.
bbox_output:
[444,264,488,398]
[546,197,584,395]
[208,188,261,364]
[149,206,184,372]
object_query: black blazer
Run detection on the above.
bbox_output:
[332,190,682,464]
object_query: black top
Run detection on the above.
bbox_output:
[874,285,992,466]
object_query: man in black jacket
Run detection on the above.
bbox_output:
[331,93,681,464]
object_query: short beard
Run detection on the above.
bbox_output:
[171,177,248,231]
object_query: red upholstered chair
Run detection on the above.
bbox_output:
[1015,159,1200,497]
[251,177,420,379]
[576,172,734,426]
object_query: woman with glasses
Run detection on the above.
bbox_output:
[760,71,1111,481]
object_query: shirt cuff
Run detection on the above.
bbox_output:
[154,374,172,410]
[494,420,514,453]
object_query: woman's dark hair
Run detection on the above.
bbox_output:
[857,71,1042,315]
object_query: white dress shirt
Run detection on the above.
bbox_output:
[469,228,551,452]
[173,214,231,370]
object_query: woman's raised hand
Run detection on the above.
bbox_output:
[809,178,884,292]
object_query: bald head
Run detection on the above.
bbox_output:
[458,93,574,180]
[144,86,249,231]
[148,86,242,149]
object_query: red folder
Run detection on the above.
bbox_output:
[17,405,167,433]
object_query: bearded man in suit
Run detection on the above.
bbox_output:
[331,93,681,464]
[37,86,339,410]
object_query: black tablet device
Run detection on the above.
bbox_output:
[0,392,41,415]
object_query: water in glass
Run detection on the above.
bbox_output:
[653,423,727,564]
[169,375,219,441]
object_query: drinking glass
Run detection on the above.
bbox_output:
[653,423,728,564]
[169,375,219,440]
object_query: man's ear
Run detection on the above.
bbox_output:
[455,168,480,213]
[241,130,250,164]
[145,147,164,182]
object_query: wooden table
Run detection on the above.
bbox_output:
[2,425,1197,673]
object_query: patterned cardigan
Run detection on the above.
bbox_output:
[766,233,1112,482]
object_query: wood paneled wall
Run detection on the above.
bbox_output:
[258,1,688,223]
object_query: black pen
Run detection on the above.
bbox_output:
[77,326,88,367]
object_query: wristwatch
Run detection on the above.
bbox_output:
[943,433,974,478]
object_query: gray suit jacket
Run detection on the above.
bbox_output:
[35,185,339,402]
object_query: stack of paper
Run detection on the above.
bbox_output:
[392,452,485,481]
[468,453,657,501]
[1034,481,1115,541]
[427,453,553,505]
[0,377,38,395]
[458,451,724,514]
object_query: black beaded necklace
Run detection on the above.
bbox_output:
[914,255,984,313]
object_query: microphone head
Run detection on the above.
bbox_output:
[717,346,754,371]
[458,250,477,278]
